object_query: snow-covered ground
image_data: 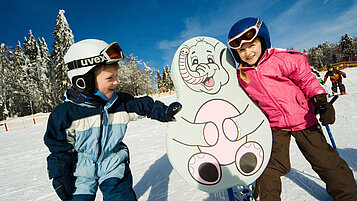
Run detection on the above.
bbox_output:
[0,68,356,201]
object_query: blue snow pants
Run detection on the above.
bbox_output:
[70,171,137,201]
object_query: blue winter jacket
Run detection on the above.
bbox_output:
[44,89,172,194]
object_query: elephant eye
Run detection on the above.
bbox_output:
[207,56,214,63]
[192,59,198,65]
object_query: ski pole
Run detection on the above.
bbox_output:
[325,125,339,155]
[325,95,339,155]
[227,187,235,201]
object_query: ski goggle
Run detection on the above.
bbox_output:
[228,18,262,49]
[66,42,124,70]
[101,42,124,61]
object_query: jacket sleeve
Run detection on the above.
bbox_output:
[44,104,76,179]
[285,54,326,99]
[119,93,172,122]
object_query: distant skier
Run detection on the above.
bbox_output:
[323,64,347,95]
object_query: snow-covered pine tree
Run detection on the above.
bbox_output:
[162,67,167,90]
[307,47,324,69]
[339,34,356,62]
[8,41,32,116]
[0,43,12,119]
[320,41,333,66]
[163,65,173,91]
[51,9,74,103]
[38,37,55,112]
[23,30,43,114]
[156,70,162,91]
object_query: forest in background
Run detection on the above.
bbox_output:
[0,9,356,120]
[0,10,173,120]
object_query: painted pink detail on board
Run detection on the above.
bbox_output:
[179,47,207,85]
[195,100,247,165]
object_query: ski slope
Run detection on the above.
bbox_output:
[0,68,356,201]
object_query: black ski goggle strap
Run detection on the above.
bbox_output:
[65,42,124,70]
[66,54,108,70]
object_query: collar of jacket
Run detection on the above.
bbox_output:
[62,87,118,108]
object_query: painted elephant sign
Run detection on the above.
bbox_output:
[166,37,272,193]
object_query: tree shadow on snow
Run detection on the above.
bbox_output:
[134,154,173,201]
[285,168,333,201]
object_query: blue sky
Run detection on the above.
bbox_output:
[1,0,356,72]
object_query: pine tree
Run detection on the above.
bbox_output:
[0,43,12,119]
[339,34,355,62]
[162,67,167,90]
[163,65,173,91]
[23,30,42,114]
[9,41,32,116]
[51,9,74,103]
[156,70,162,90]
[38,37,54,112]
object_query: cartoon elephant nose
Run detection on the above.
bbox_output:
[198,162,219,182]
[239,152,257,174]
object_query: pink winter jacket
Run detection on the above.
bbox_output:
[237,48,326,131]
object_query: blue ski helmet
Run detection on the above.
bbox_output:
[228,17,271,64]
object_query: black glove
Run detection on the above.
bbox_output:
[52,176,76,201]
[312,94,335,126]
[166,102,182,120]
[47,153,77,201]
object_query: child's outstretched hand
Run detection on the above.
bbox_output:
[312,94,335,126]
[166,102,182,120]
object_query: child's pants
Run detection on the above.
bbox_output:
[331,81,346,94]
[254,123,357,201]
[70,171,137,201]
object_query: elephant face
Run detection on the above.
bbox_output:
[178,38,229,94]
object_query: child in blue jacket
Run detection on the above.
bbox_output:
[44,39,181,201]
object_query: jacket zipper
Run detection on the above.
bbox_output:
[97,106,105,161]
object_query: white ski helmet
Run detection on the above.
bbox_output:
[64,39,124,94]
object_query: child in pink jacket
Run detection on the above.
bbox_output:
[227,17,357,201]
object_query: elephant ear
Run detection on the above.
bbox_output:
[218,44,236,70]
[215,43,234,87]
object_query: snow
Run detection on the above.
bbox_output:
[0,68,356,201]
